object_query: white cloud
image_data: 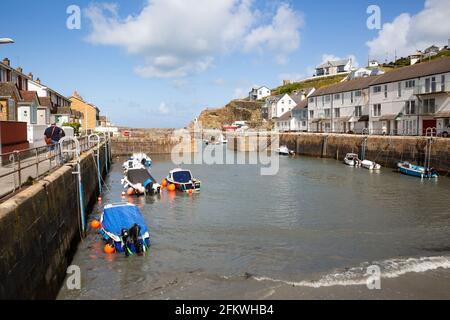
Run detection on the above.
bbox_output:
[158,102,170,115]
[367,0,450,60]
[233,87,248,99]
[85,0,303,78]
[243,3,303,64]
[319,54,359,68]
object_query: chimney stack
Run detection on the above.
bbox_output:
[2,58,10,66]
[36,77,41,85]
[16,67,23,74]
[28,72,33,80]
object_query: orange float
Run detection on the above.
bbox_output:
[90,220,101,230]
[127,187,135,196]
[167,184,176,192]
[161,179,168,188]
[104,244,116,254]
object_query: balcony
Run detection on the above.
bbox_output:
[414,80,450,95]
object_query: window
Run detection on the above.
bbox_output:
[373,104,381,117]
[334,93,340,100]
[334,108,340,118]
[350,91,354,104]
[405,101,416,115]
[398,82,402,97]
[281,108,284,113]
[309,97,314,103]
[373,86,381,93]
[405,80,415,88]
[442,75,446,92]
[325,95,331,102]
[322,96,325,106]
[342,93,344,105]
[324,109,331,117]
[355,106,362,117]
[422,99,436,114]
[355,90,362,97]
[384,85,388,98]
[310,110,314,118]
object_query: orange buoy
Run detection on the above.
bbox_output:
[90,220,101,230]
[127,187,135,196]
[104,244,116,254]
[188,189,193,194]
[168,184,176,192]
[161,179,168,188]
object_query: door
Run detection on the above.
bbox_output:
[37,109,47,125]
[422,119,437,136]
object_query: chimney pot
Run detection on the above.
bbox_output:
[28,72,33,80]
[36,78,41,84]
[16,67,23,73]
[2,58,10,66]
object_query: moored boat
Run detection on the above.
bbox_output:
[361,159,381,170]
[166,168,201,192]
[344,153,361,167]
[397,162,438,179]
[121,168,161,195]
[122,153,152,171]
[100,203,150,256]
[276,145,294,156]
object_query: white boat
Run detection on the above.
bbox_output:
[344,153,360,167]
[276,145,294,156]
[122,153,152,171]
[121,168,161,195]
[166,168,201,192]
[361,159,381,170]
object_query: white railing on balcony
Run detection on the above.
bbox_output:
[414,80,450,95]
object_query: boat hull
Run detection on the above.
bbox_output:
[398,162,438,179]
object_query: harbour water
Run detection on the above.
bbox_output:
[58,150,450,299]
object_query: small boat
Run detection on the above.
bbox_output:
[100,203,150,256]
[361,159,381,170]
[122,153,152,171]
[344,153,361,167]
[276,145,294,156]
[166,168,201,192]
[121,168,161,195]
[397,162,439,179]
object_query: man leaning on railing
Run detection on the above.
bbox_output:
[44,123,66,163]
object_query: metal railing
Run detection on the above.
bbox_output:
[414,80,450,95]
[0,134,109,200]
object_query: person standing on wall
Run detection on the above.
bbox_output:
[44,123,65,162]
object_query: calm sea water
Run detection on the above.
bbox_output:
[58,149,450,299]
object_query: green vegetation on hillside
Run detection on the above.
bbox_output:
[271,74,346,96]
[383,49,450,68]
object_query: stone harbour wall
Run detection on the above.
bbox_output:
[0,143,110,299]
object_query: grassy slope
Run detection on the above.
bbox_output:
[271,74,347,96]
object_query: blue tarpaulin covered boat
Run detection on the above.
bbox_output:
[100,203,150,254]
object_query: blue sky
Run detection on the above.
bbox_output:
[1,0,445,128]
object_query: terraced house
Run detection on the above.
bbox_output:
[306,57,450,137]
[368,57,450,136]
[308,77,376,134]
